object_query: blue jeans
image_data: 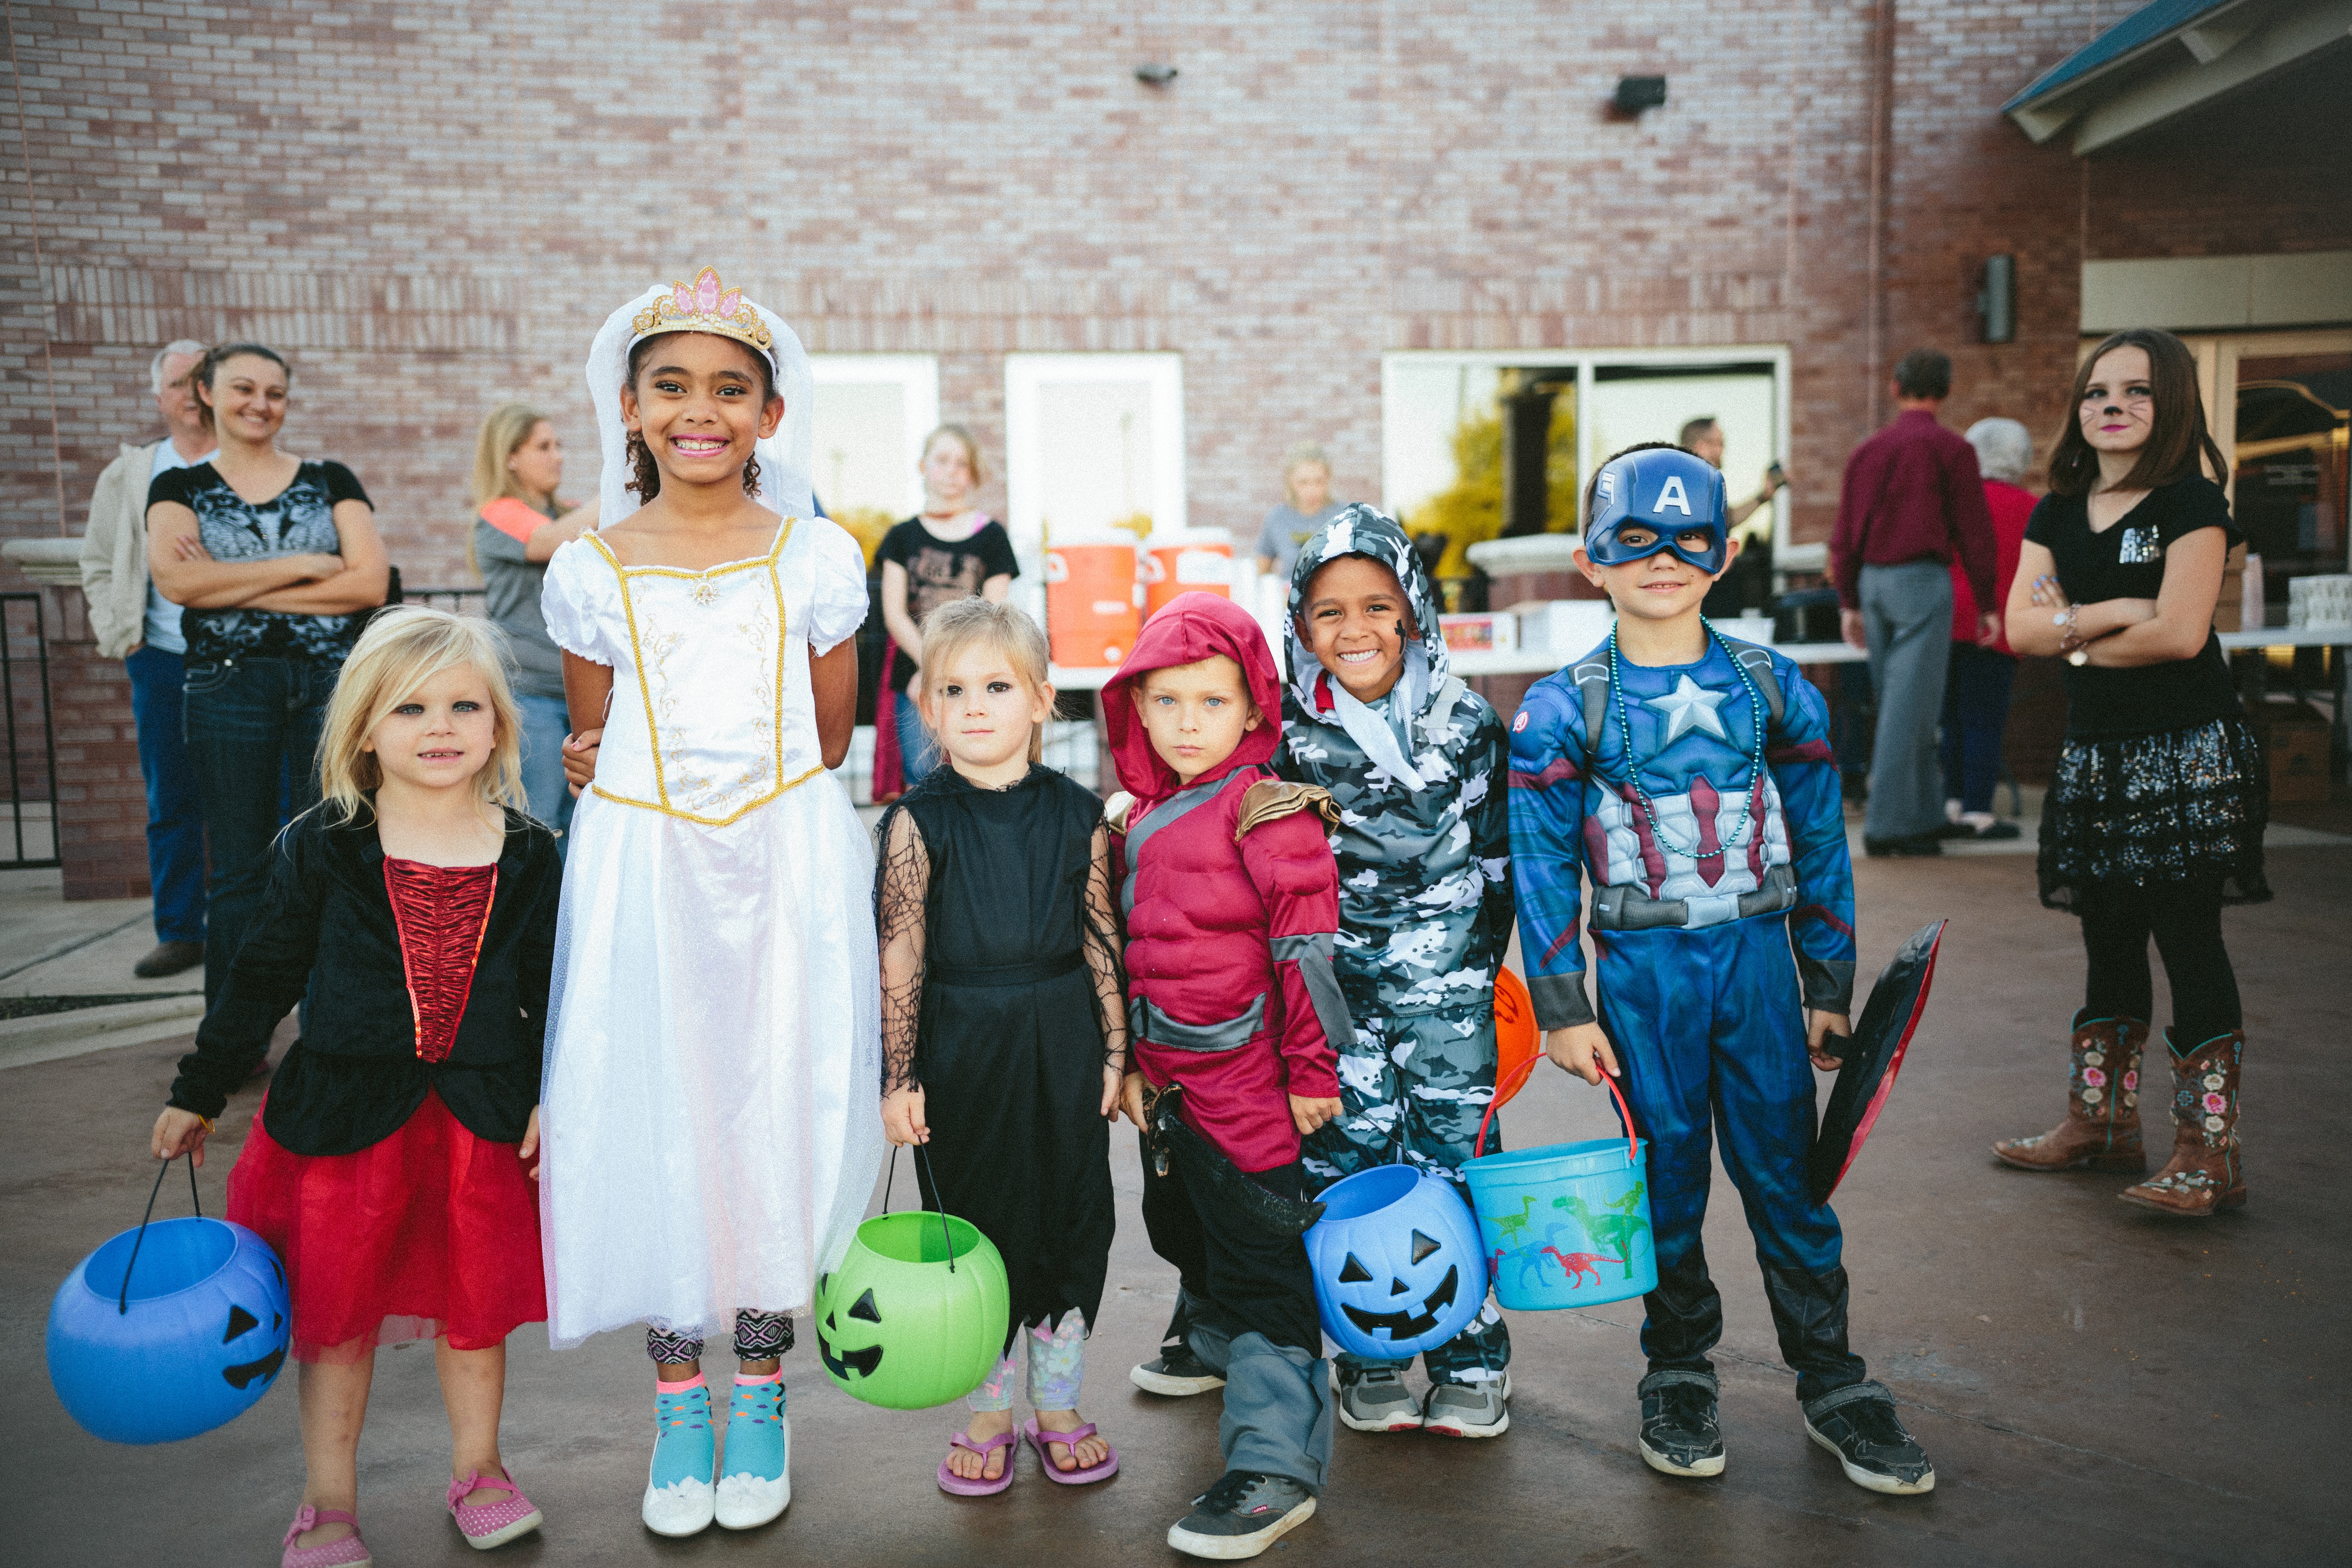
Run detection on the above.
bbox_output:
[126,646,206,944]
[894,688,940,787]
[1938,643,2016,815]
[512,689,575,847]
[183,656,335,1003]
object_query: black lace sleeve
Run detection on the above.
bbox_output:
[1081,817,1129,1074]
[875,802,930,1094]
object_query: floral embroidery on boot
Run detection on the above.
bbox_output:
[2120,1029,2245,1217]
[1993,1012,2148,1172]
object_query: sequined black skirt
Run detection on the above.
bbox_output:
[2038,715,2270,912]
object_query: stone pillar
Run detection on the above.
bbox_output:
[2,539,151,902]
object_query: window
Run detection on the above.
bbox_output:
[1383,347,1793,570]
[808,354,940,550]
[1003,353,1187,622]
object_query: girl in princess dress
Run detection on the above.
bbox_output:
[536,268,884,1538]
[154,607,560,1566]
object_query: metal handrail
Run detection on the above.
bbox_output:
[1,592,60,869]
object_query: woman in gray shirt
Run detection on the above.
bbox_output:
[1253,441,1345,581]
[470,403,594,841]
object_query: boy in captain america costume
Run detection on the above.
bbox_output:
[1508,443,1936,1496]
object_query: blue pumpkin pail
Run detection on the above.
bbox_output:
[1305,1164,1488,1360]
[1462,1060,1658,1310]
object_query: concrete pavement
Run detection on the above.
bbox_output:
[4,844,2346,1566]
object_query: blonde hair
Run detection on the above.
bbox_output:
[920,423,990,489]
[913,598,1051,764]
[318,607,526,827]
[1282,441,1331,509]
[472,402,550,510]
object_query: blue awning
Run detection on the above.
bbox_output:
[2002,0,2241,112]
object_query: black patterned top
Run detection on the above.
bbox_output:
[147,459,373,663]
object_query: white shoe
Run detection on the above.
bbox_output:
[641,1472,715,1538]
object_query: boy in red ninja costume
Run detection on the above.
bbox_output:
[1107,591,1350,1561]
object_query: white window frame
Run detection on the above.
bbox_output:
[1003,352,1187,624]
[808,353,941,519]
[1380,345,1796,557]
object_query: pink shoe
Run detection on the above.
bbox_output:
[281,1505,371,1568]
[447,1469,545,1550]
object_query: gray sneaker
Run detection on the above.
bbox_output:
[1335,1365,1422,1432]
[1423,1372,1511,1438]
[1167,1471,1317,1560]
[1802,1381,1935,1495]
[1131,1341,1226,1396]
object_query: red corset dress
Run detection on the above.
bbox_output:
[227,858,548,1363]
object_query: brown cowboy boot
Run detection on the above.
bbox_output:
[2120,1029,2246,1217]
[1991,1011,2148,1172]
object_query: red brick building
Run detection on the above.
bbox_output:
[3,1,2346,891]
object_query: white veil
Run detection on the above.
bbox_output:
[584,282,817,527]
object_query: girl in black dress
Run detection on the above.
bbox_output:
[875,598,1128,1493]
[1993,328,2267,1218]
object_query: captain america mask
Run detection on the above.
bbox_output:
[1583,448,1732,573]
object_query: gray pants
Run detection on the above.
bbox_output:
[1859,560,1954,842]
[1187,1317,1334,1494]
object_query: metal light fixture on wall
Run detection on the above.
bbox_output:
[1613,76,1667,116]
[1134,63,1178,85]
[1978,254,2016,344]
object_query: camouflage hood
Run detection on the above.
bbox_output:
[1281,504,1452,791]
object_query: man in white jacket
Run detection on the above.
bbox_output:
[77,341,216,979]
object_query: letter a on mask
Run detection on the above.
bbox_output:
[1652,475,1692,516]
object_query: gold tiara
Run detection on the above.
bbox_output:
[630,266,774,355]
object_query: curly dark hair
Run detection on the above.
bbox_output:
[623,332,776,503]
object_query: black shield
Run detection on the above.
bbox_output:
[1808,918,1947,1203]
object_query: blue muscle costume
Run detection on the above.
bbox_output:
[1508,624,1873,1404]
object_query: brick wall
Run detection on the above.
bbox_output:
[34,586,151,900]
[3,1,2340,870]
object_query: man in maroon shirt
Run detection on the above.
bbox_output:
[1831,349,1999,857]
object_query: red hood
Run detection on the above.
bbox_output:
[1103,591,1284,801]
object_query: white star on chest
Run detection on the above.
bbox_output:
[1644,675,1731,744]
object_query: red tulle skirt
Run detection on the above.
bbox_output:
[226,1088,546,1363]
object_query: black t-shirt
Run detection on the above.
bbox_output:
[875,516,1020,692]
[2023,476,2243,738]
[148,459,373,664]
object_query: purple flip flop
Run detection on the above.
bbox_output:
[1024,1417,1120,1485]
[937,1428,1019,1496]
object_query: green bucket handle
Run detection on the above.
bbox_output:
[1473,1054,1641,1167]
[880,1143,961,1274]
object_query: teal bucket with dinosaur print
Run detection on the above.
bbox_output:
[1462,1062,1656,1310]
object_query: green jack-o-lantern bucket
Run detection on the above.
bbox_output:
[813,1157,1009,1411]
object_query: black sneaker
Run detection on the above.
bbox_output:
[1802,1381,1935,1494]
[1131,1340,1226,1396]
[1167,1470,1316,1560]
[1864,833,1943,858]
[1637,1370,1726,1477]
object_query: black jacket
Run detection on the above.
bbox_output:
[170,803,561,1156]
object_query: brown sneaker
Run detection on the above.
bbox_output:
[134,940,205,980]
[2120,1030,2246,1217]
[1992,1012,2148,1172]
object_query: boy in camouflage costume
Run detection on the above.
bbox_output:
[1280,504,1516,1436]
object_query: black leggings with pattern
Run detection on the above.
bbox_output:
[646,1311,793,1366]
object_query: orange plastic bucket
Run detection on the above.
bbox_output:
[1141,536,1234,619]
[1492,967,1539,1109]
[1044,543,1140,667]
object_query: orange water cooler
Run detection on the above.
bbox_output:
[1044,542,1141,667]
[1140,534,1235,619]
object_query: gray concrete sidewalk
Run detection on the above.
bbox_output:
[4,846,2346,1566]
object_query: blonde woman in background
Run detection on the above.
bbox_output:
[470,403,597,842]
[1253,442,1343,580]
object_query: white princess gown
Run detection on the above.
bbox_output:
[538,514,884,1349]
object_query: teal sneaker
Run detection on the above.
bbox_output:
[641,1379,717,1537]
[715,1375,790,1529]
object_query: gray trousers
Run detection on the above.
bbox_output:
[1859,560,1954,842]
[1188,1316,1334,1494]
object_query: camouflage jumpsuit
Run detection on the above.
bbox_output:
[1276,506,1516,1385]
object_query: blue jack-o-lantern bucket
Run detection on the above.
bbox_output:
[1462,1060,1658,1311]
[47,1159,290,1444]
[1306,1164,1488,1360]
